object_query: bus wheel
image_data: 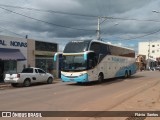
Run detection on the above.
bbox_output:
[124,71,128,78]
[98,73,104,83]
[128,70,131,77]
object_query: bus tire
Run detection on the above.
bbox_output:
[98,73,104,83]
[124,71,128,78]
[128,70,131,77]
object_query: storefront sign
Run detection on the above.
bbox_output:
[10,41,27,47]
[0,40,6,46]
[0,40,27,47]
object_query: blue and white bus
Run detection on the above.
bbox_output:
[55,40,137,83]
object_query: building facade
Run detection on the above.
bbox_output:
[0,35,58,82]
[139,41,160,60]
[138,41,160,68]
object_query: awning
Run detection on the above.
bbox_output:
[0,48,26,61]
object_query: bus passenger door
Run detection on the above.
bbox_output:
[88,53,98,81]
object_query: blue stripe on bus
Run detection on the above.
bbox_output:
[115,63,137,77]
[61,74,88,82]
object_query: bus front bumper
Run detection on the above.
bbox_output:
[61,73,88,82]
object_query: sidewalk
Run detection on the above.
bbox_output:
[0,82,11,89]
[0,78,61,89]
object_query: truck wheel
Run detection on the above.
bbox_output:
[11,83,18,87]
[47,77,53,84]
[23,79,31,87]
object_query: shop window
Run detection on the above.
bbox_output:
[35,57,54,73]
[35,41,58,52]
[4,61,17,74]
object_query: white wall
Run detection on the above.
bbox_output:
[138,41,160,60]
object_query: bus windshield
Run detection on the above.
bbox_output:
[62,55,87,71]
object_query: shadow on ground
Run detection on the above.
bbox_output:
[66,75,145,87]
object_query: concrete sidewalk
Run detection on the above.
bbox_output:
[0,78,61,89]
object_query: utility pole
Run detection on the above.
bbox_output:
[147,40,151,69]
[97,17,101,40]
[148,40,150,59]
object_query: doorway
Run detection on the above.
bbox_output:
[0,60,4,82]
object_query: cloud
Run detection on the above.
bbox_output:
[0,0,160,51]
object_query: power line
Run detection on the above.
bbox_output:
[0,26,25,37]
[123,28,160,40]
[1,4,160,23]
[102,28,160,41]
[0,4,98,18]
[0,7,95,32]
[1,4,160,40]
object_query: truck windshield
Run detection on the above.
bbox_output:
[62,55,87,71]
[22,68,33,73]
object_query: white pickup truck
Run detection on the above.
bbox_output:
[4,67,54,87]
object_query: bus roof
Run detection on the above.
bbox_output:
[90,39,134,51]
[69,39,134,51]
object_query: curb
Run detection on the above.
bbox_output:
[0,83,11,88]
[0,78,61,87]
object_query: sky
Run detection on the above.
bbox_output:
[0,0,160,53]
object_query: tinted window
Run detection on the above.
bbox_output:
[101,44,108,55]
[62,55,87,71]
[90,42,101,55]
[35,41,57,52]
[22,68,33,73]
[35,69,38,73]
[89,42,135,58]
[110,46,135,58]
[38,69,46,73]
[63,40,91,53]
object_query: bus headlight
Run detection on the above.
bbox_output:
[79,73,87,77]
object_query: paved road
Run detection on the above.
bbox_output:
[0,71,159,119]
